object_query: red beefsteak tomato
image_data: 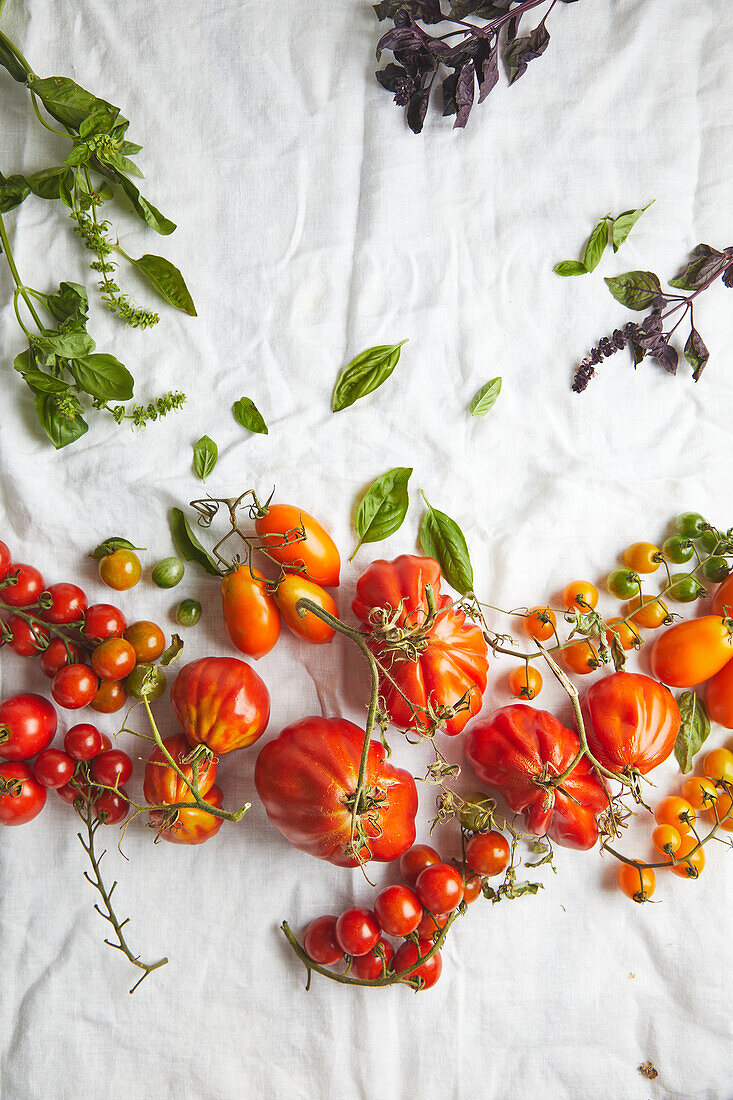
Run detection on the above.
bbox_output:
[581,671,680,774]
[170,657,270,754]
[254,716,418,867]
[352,555,488,736]
[464,704,608,850]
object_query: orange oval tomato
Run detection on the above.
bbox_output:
[124,621,166,663]
[523,607,556,642]
[654,795,695,833]
[616,862,655,902]
[154,784,224,845]
[626,594,668,628]
[273,574,337,644]
[255,504,340,587]
[221,566,281,660]
[711,572,733,617]
[507,666,542,700]
[143,732,217,805]
[706,659,733,728]
[561,581,598,612]
[650,616,733,687]
[561,639,600,675]
[605,617,642,651]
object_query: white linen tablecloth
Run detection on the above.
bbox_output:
[1,1,733,1097]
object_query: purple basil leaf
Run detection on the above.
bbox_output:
[504,23,551,85]
[374,1,444,22]
[407,87,431,133]
[630,341,646,367]
[723,264,733,289]
[669,244,726,291]
[478,44,499,102]
[454,60,475,128]
[376,27,425,61]
[376,62,408,92]
[654,343,679,375]
[451,0,511,16]
[442,71,458,116]
[684,326,709,381]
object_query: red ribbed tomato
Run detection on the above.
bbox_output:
[352,555,488,737]
[153,785,224,845]
[254,716,418,867]
[143,733,218,805]
[170,657,270,754]
[464,705,608,850]
[581,672,680,774]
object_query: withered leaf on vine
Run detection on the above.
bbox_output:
[674,692,711,774]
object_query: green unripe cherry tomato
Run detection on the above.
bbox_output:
[667,573,706,603]
[662,535,694,565]
[698,529,722,553]
[152,557,185,589]
[126,662,167,701]
[176,599,202,627]
[606,568,641,600]
[702,556,731,583]
[675,512,707,539]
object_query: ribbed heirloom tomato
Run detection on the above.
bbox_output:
[171,656,270,753]
[650,616,733,687]
[143,732,218,804]
[464,705,608,850]
[255,504,340,588]
[254,716,418,867]
[352,555,488,737]
[581,672,680,774]
[154,785,224,845]
[221,567,281,659]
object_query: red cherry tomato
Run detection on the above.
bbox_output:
[374,884,423,937]
[40,638,84,677]
[57,778,92,804]
[41,582,87,624]
[91,749,133,788]
[1,564,45,607]
[334,908,380,956]
[0,693,58,760]
[90,680,127,714]
[454,862,483,903]
[0,540,11,582]
[64,723,103,760]
[416,909,449,939]
[171,656,270,754]
[82,604,127,643]
[6,615,50,656]
[273,574,337,644]
[52,664,99,710]
[221,567,281,660]
[581,671,680,775]
[303,915,343,966]
[398,844,441,887]
[392,939,442,990]
[466,831,511,877]
[123,621,166,663]
[94,788,130,824]
[143,732,218,805]
[415,862,464,914]
[0,761,47,824]
[255,504,341,587]
[33,748,75,789]
[351,940,394,980]
[91,637,137,681]
[153,784,225,845]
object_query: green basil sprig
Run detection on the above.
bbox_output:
[554,201,654,276]
[332,340,408,412]
[352,467,412,559]
[674,692,711,774]
[233,397,268,435]
[419,491,474,595]
[469,377,502,417]
[193,436,218,482]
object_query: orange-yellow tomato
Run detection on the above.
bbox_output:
[714,792,733,832]
[605,617,642,651]
[654,795,695,833]
[626,594,668,629]
[507,666,543,700]
[702,747,733,784]
[650,616,733,687]
[681,776,719,813]
[711,573,733,617]
[155,785,224,845]
[616,862,656,902]
[561,639,600,675]
[706,658,733,728]
[669,834,705,879]
[124,621,166,663]
[221,567,281,660]
[90,679,127,714]
[273,574,337,645]
[652,824,681,855]
[623,542,661,574]
[561,581,599,612]
[523,608,557,642]
[255,505,340,587]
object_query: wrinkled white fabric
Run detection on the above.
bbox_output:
[1,1,733,1097]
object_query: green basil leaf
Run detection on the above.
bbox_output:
[674,692,711,774]
[115,175,176,235]
[67,353,134,401]
[64,143,92,167]
[232,396,268,435]
[193,435,218,482]
[611,200,654,253]
[31,75,120,131]
[90,536,147,560]
[332,340,408,412]
[34,331,95,361]
[169,508,221,577]
[469,377,502,417]
[100,150,143,179]
[24,166,72,201]
[419,492,474,595]
[78,107,119,139]
[553,260,587,277]
[352,467,412,558]
[17,362,69,393]
[0,37,30,82]
[33,392,88,449]
[604,270,662,311]
[0,171,30,214]
[123,253,196,315]
[44,281,89,325]
[582,218,609,273]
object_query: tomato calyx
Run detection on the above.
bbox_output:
[0,774,23,797]
[360,584,440,659]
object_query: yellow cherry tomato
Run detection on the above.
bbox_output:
[561,639,600,675]
[652,824,681,855]
[561,581,599,612]
[680,776,719,813]
[626,594,669,629]
[702,747,733,784]
[669,834,705,879]
[507,666,543,700]
[654,795,695,833]
[605,616,642,651]
[523,607,556,642]
[714,792,733,832]
[623,542,662,574]
[617,862,656,902]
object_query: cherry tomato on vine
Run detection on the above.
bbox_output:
[698,529,730,554]
[82,604,127,642]
[6,615,50,656]
[52,664,98,710]
[91,679,127,714]
[626,594,668,629]
[33,748,75,789]
[392,939,442,990]
[415,862,464,914]
[714,792,733,832]
[616,862,655,902]
[650,616,733,687]
[374,885,423,937]
[154,785,224,845]
[335,908,380,956]
[0,693,57,761]
[605,617,642,651]
[523,607,556,642]
[466,830,511,877]
[57,778,91,804]
[64,723,103,761]
[680,776,719,813]
[273,574,337,645]
[561,639,600,675]
[454,863,483,903]
[40,638,84,678]
[94,788,130,825]
[91,749,133,788]
[662,536,694,565]
[667,573,705,603]
[581,671,680,775]
[98,549,141,591]
[41,582,87,624]
[126,663,167,702]
[676,512,707,540]
[703,556,731,583]
[417,909,448,939]
[255,504,340,588]
[623,542,661,574]
[652,824,681,855]
[561,580,598,612]
[507,666,542,700]
[91,637,137,681]
[399,844,441,887]
[221,567,281,659]
[654,796,695,833]
[350,940,394,981]
[302,916,343,966]
[606,568,640,600]
[2,564,45,607]
[669,834,705,878]
[701,747,733,784]
[0,762,47,825]
[0,540,11,582]
[124,621,166,663]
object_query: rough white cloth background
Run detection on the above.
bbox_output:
[1,1,733,1097]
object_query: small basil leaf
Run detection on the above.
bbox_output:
[33,392,88,449]
[90,537,147,560]
[18,366,69,394]
[115,175,176,235]
[419,492,474,595]
[30,75,119,131]
[611,200,654,253]
[582,219,609,273]
[169,508,221,577]
[125,253,196,315]
[504,23,550,85]
[44,281,89,325]
[352,467,412,558]
[674,692,711,774]
[469,377,502,417]
[0,171,30,214]
[67,354,134,401]
[332,340,408,412]
[684,327,709,382]
[232,397,268,435]
[604,270,662,311]
[193,435,218,482]
[553,260,587,277]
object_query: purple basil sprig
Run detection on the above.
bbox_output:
[373,0,577,134]
[572,245,733,392]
